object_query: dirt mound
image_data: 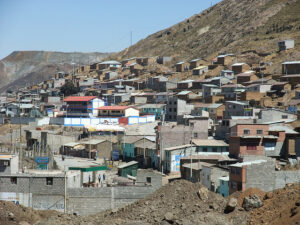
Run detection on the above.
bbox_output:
[0,200,59,225]
[38,180,248,225]
[249,184,300,225]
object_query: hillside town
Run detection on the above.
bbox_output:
[0,37,300,220]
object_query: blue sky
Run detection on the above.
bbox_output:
[0,0,221,60]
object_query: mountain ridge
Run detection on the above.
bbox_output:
[0,51,110,93]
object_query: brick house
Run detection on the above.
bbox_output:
[231,63,251,74]
[282,61,300,75]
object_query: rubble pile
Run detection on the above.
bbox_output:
[1,181,300,225]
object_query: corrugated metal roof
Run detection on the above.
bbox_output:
[192,139,228,147]
[282,61,300,65]
[97,106,133,110]
[231,160,267,168]
[118,161,138,169]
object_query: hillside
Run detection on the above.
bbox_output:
[113,0,300,63]
[0,51,110,93]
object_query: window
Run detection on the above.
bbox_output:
[247,145,257,150]
[203,147,207,152]
[46,177,53,185]
[212,147,217,152]
[231,181,236,189]
[231,167,236,174]
[257,130,263,135]
[244,129,250,135]
[146,177,151,184]
[169,108,172,112]
[282,115,288,119]
[194,133,198,138]
[236,168,241,175]
[3,160,10,166]
[10,177,17,184]
[207,175,210,180]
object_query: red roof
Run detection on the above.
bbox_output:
[97,106,133,110]
[63,96,97,102]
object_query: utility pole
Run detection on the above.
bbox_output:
[89,130,91,159]
[19,97,22,170]
[130,31,133,46]
[143,134,145,168]
[64,166,67,213]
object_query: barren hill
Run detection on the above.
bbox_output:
[113,0,300,63]
[0,51,110,93]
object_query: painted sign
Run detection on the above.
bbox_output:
[0,192,32,206]
[171,154,185,172]
[35,157,50,164]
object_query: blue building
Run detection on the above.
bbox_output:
[217,176,229,197]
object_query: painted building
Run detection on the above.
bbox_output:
[97,106,139,117]
[64,96,105,118]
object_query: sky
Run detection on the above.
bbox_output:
[0,0,222,60]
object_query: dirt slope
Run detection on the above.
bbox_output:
[112,0,300,63]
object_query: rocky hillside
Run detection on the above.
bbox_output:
[0,51,110,93]
[113,0,300,63]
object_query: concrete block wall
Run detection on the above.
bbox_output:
[275,170,300,190]
[245,160,276,192]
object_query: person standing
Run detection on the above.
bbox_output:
[98,174,101,187]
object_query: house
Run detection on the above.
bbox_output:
[236,71,257,84]
[166,96,194,121]
[194,103,225,121]
[229,123,270,157]
[217,176,230,197]
[189,59,204,70]
[282,61,300,75]
[155,92,173,103]
[104,71,118,80]
[281,74,300,89]
[157,56,172,65]
[224,101,252,119]
[136,57,156,66]
[181,162,202,182]
[121,58,137,67]
[175,62,189,72]
[64,96,105,118]
[122,136,143,161]
[210,77,232,87]
[130,63,144,75]
[177,80,193,89]
[134,137,157,168]
[97,106,139,117]
[192,139,229,153]
[201,163,229,192]
[0,154,19,174]
[98,60,121,70]
[202,84,221,102]
[231,63,250,74]
[221,84,246,101]
[177,91,192,101]
[103,93,130,105]
[229,122,298,159]
[137,104,166,120]
[192,66,208,75]
[217,54,232,65]
[80,139,112,159]
[157,121,208,161]
[268,82,291,97]
[246,83,272,93]
[278,39,294,51]
[118,161,139,178]
[163,144,197,173]
[221,70,234,80]
[257,108,297,124]
[61,142,85,157]
[147,76,168,91]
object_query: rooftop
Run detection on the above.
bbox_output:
[64,96,98,102]
[231,160,267,168]
[118,161,138,169]
[192,139,228,147]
